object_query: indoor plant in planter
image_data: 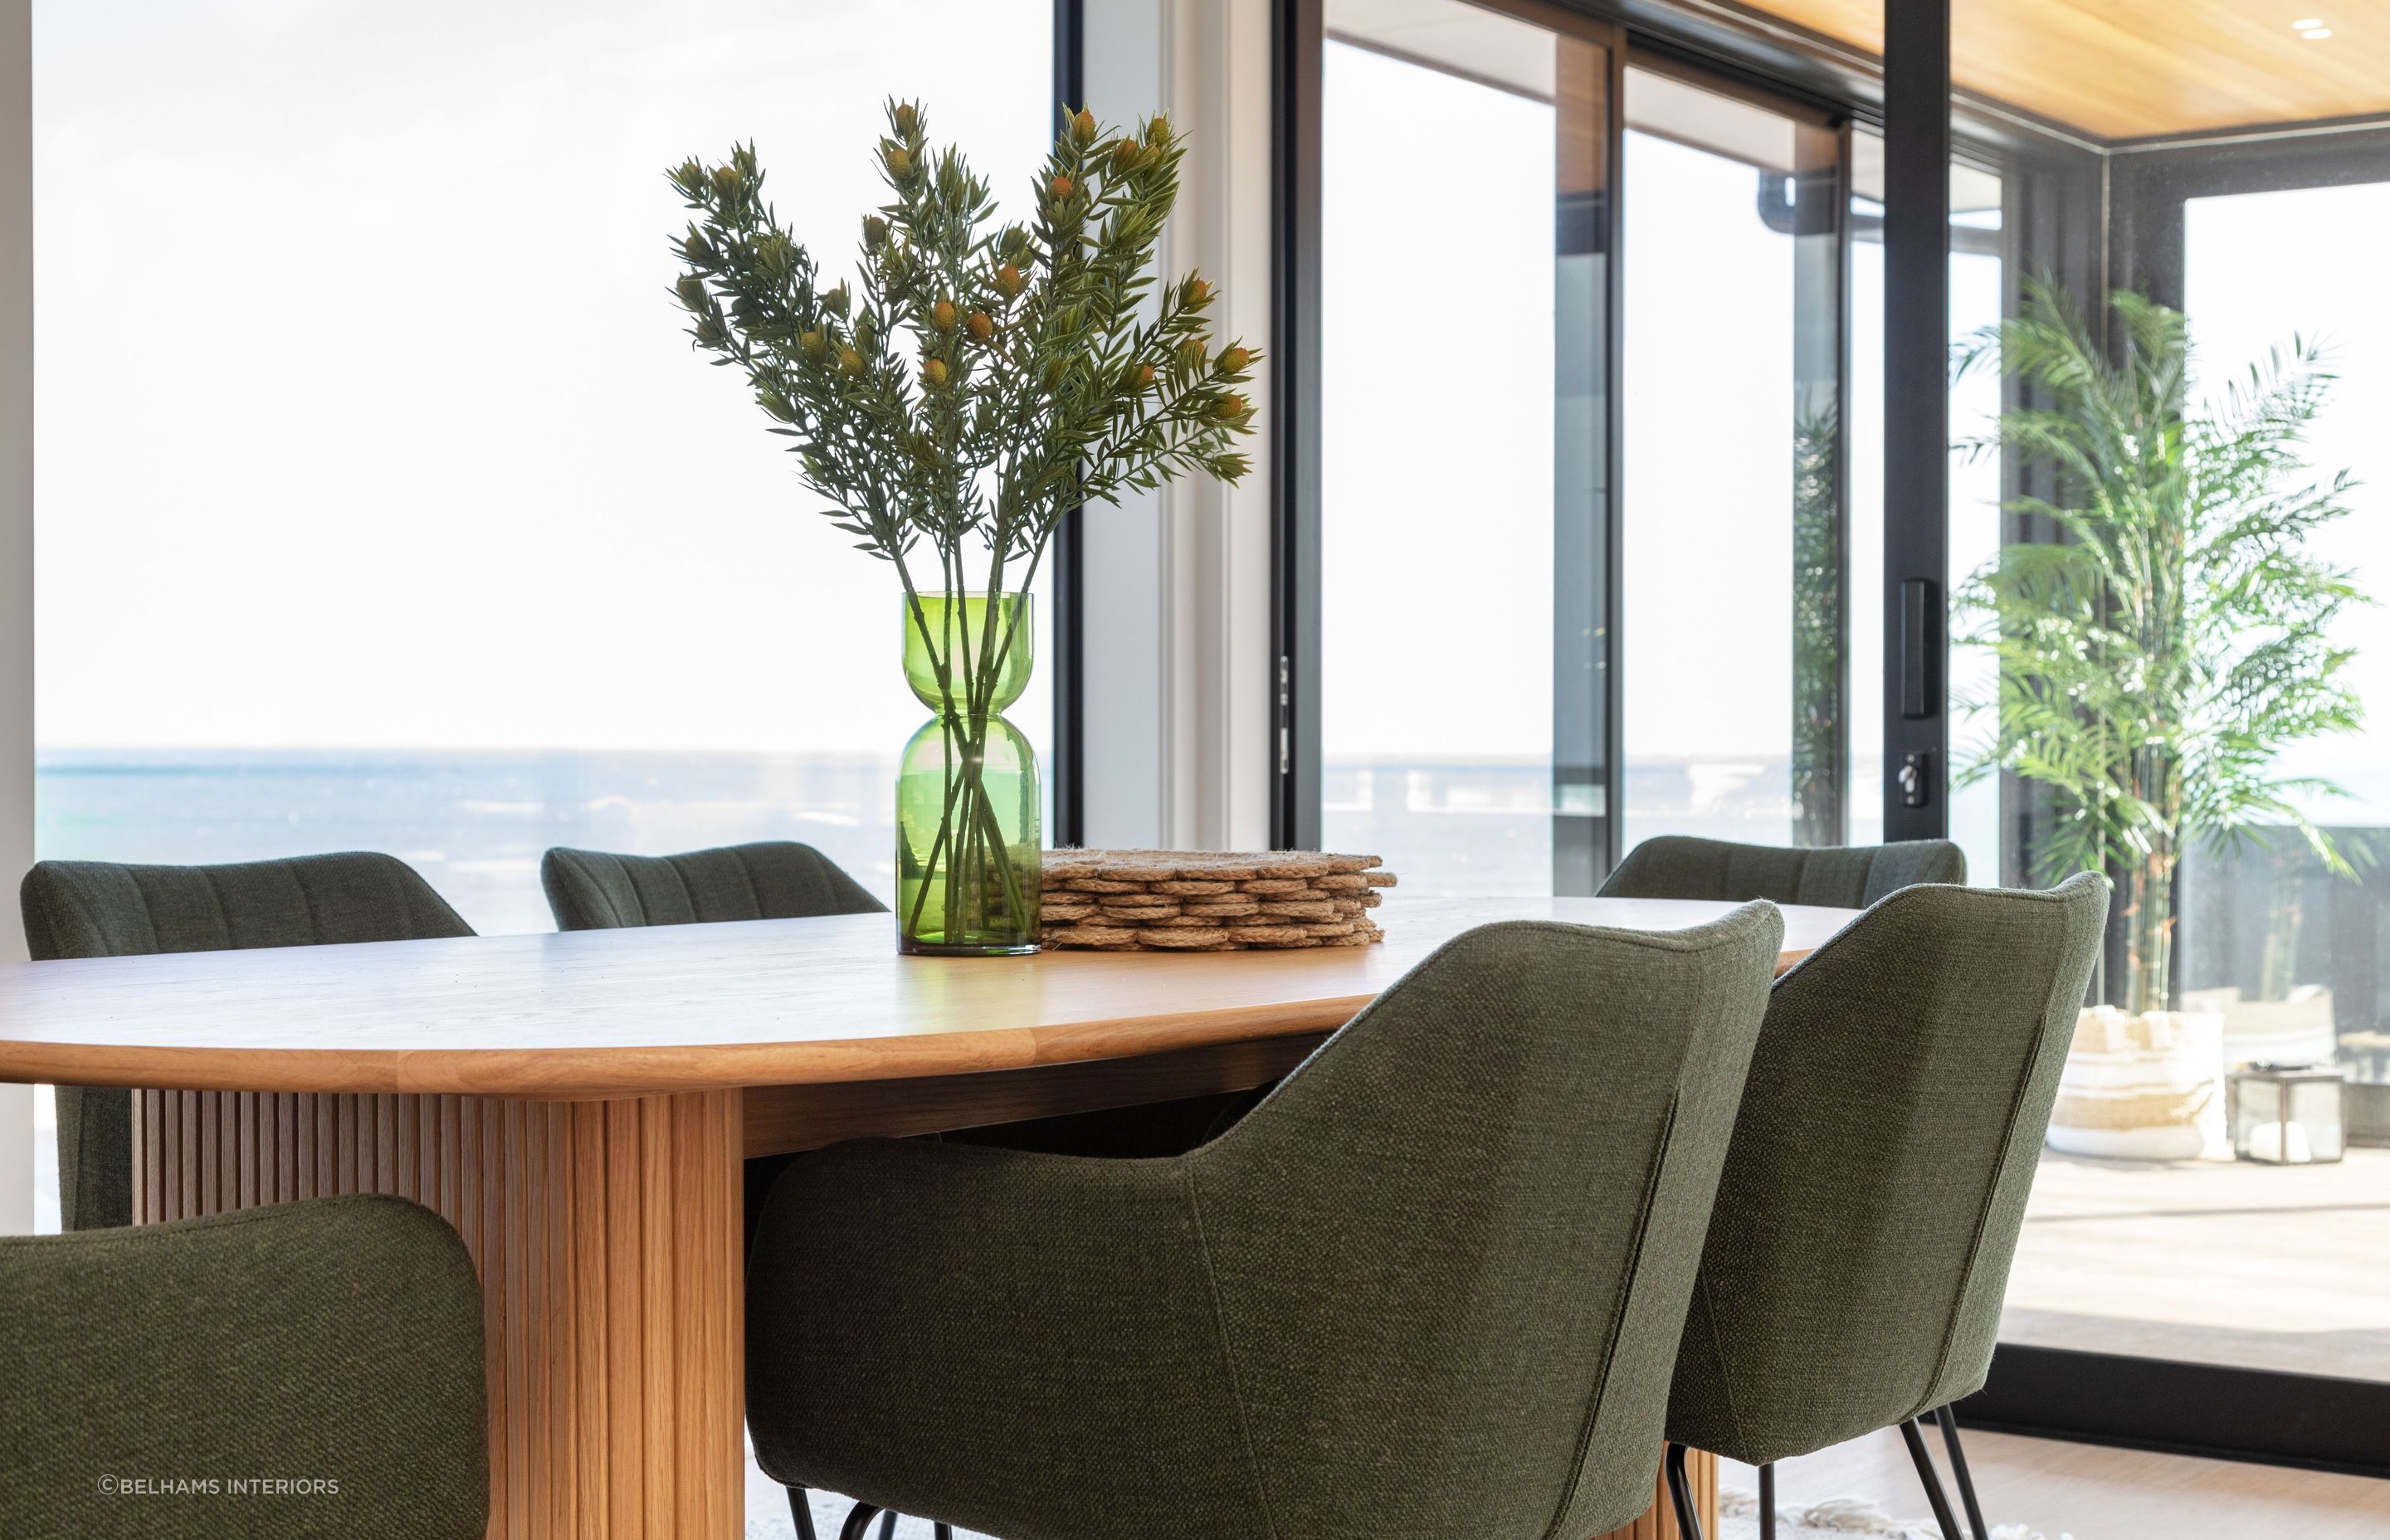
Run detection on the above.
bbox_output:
[1957,278,2364,1158]
[668,103,1256,954]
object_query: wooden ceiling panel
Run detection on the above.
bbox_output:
[1748,0,2390,140]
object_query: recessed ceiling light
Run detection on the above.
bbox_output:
[2305,27,2334,37]
[2291,16,2322,25]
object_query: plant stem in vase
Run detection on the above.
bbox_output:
[669,100,1259,954]
[898,592,1040,955]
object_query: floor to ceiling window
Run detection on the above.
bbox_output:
[1316,0,1612,894]
[1620,68,1840,857]
[2000,168,2390,1388]
[32,0,1054,941]
[30,0,1051,1232]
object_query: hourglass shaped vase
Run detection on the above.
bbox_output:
[895,592,1042,955]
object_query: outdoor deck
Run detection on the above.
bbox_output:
[2004,1145,2390,1382]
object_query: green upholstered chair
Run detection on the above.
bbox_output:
[20,852,475,1232]
[1599,835,1966,908]
[539,841,884,932]
[2,1193,488,1539]
[1662,873,2108,1540]
[748,906,1787,1540]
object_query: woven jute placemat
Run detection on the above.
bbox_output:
[1041,849,1397,952]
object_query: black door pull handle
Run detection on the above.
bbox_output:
[1900,577,1940,720]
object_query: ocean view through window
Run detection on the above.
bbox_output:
[32,0,1052,938]
[34,748,897,938]
[30,0,1051,1230]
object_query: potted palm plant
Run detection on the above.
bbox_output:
[1956,277,2364,1157]
[668,102,1256,955]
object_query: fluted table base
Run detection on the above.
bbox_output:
[133,1088,744,1540]
[1602,1454,1716,1540]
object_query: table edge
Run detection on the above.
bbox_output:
[0,995,1376,1097]
[0,944,1817,1098]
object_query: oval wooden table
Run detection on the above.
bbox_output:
[0,893,1854,1540]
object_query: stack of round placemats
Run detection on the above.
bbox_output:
[1041,850,1397,951]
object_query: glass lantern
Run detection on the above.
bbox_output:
[2226,1063,2347,1165]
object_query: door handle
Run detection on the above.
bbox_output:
[1900,577,1940,720]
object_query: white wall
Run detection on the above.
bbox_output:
[1080,0,1276,853]
[0,0,34,1235]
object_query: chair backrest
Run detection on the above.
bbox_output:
[1185,905,1784,1540]
[19,852,473,1231]
[1598,835,1966,909]
[540,841,885,930]
[1666,873,2108,1464]
[1,1195,489,1540]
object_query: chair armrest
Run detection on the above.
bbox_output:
[0,1193,487,1540]
[746,1138,1270,1539]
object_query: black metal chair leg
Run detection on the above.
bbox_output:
[1934,1406,1991,1540]
[1758,1461,1776,1540]
[838,1503,884,1540]
[785,1487,817,1540]
[1663,1442,1705,1540]
[878,1510,898,1540]
[934,1527,954,1540]
[1898,1418,1965,1540]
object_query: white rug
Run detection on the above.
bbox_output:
[1720,1485,2075,1540]
[749,1488,978,1540]
[746,1447,992,1540]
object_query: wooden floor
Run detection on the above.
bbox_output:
[2002,1146,2390,1381]
[755,1428,2390,1540]
[1727,1425,2390,1540]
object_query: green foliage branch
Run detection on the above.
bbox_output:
[666,101,1257,942]
[667,100,1255,724]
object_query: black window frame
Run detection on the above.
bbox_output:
[1051,0,1088,848]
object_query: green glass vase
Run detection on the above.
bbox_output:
[896,592,1041,956]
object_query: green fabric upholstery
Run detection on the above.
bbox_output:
[1666,873,2109,1466]
[0,1193,488,1539]
[539,841,884,931]
[19,853,473,1231]
[748,906,1786,1540]
[1598,835,1967,909]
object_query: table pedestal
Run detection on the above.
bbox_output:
[1600,1455,1715,1540]
[132,1088,744,1540]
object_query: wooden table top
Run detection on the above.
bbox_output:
[0,895,1855,1099]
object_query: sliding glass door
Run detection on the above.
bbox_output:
[1620,68,1842,855]
[1290,0,2390,1474]
[1842,131,2003,885]
[1314,0,1616,894]
[1995,154,2390,1400]
[1300,16,1973,892]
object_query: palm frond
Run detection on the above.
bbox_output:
[1953,280,2366,1009]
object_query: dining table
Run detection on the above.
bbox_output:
[0,891,1857,1540]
